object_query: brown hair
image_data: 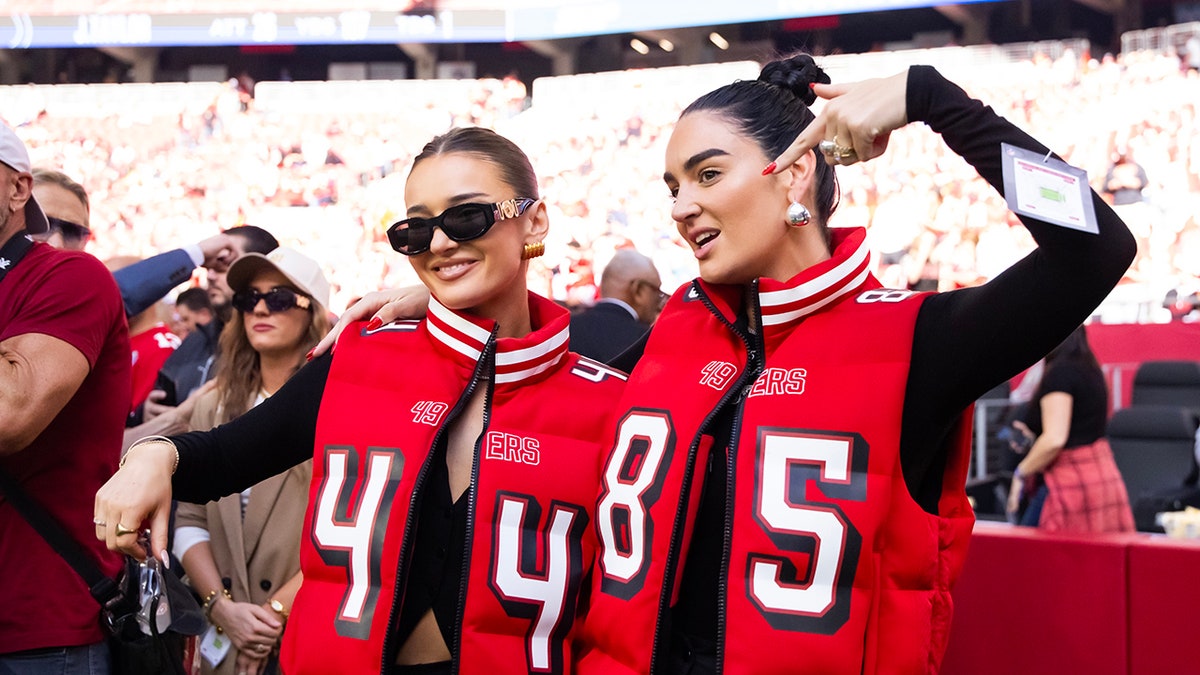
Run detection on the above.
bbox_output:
[412,127,539,199]
[211,287,332,424]
[31,168,90,215]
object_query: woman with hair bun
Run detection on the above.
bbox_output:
[576,54,1136,673]
[299,53,1136,673]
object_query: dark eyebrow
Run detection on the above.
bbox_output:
[663,148,731,183]
[407,191,490,216]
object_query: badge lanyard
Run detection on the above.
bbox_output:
[0,231,34,286]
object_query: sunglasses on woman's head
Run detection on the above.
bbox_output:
[387,197,538,256]
[231,287,311,314]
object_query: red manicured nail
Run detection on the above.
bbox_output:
[761,161,777,176]
[809,82,817,89]
[366,317,383,331]
[305,349,315,362]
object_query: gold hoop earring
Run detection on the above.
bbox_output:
[521,242,545,260]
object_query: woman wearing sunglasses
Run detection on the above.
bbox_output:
[173,247,332,675]
[96,127,626,675]
[313,55,1136,674]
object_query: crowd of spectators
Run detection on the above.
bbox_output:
[3,45,1197,321]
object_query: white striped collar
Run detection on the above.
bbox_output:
[757,227,873,330]
[426,293,571,385]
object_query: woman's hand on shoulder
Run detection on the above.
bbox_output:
[310,286,431,359]
[767,69,910,173]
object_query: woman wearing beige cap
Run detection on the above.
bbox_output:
[172,247,331,675]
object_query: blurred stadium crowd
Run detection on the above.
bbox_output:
[2,41,1197,320]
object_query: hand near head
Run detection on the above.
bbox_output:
[767,69,910,173]
[309,286,431,359]
[196,233,238,272]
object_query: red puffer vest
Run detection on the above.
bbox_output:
[579,228,974,674]
[280,293,626,674]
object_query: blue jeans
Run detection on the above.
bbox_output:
[0,642,110,675]
[1020,484,1050,527]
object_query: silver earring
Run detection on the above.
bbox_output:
[786,201,811,227]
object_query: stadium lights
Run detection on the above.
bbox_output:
[709,31,729,50]
[630,38,650,54]
[658,39,674,52]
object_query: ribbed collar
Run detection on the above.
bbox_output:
[425,292,571,385]
[756,227,873,331]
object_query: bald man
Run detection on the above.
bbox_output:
[569,248,666,365]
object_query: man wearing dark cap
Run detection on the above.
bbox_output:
[0,121,128,673]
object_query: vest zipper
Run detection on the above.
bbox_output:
[647,281,761,673]
[379,334,497,675]
[721,281,765,674]
[450,338,497,675]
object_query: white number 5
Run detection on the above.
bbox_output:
[748,430,867,634]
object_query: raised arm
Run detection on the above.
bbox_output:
[904,65,1135,418]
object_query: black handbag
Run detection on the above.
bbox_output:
[0,468,203,674]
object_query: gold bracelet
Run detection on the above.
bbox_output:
[121,436,180,475]
[203,588,232,621]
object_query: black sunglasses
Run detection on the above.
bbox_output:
[231,287,312,314]
[46,216,92,244]
[387,198,537,256]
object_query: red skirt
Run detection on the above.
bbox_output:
[1039,438,1135,533]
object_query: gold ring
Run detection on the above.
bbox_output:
[115,523,138,537]
[834,144,857,160]
[818,139,837,155]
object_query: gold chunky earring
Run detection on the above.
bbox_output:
[521,242,545,260]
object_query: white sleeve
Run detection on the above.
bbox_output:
[172,525,211,560]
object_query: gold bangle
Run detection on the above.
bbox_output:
[122,436,180,475]
[203,588,232,621]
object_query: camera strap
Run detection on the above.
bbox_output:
[0,230,34,287]
[0,466,121,606]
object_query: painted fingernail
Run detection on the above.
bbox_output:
[160,551,171,569]
[366,317,383,331]
[809,82,817,89]
[761,161,777,176]
[305,349,315,362]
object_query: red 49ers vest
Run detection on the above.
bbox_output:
[579,228,974,674]
[280,293,626,675]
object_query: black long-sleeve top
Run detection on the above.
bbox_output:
[670,65,1135,642]
[168,64,1134,611]
[167,66,1134,661]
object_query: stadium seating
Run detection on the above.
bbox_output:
[1106,404,1200,530]
[1131,359,1200,415]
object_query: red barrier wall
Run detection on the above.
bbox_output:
[942,522,1200,675]
[1127,538,1200,674]
[1087,322,1200,409]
